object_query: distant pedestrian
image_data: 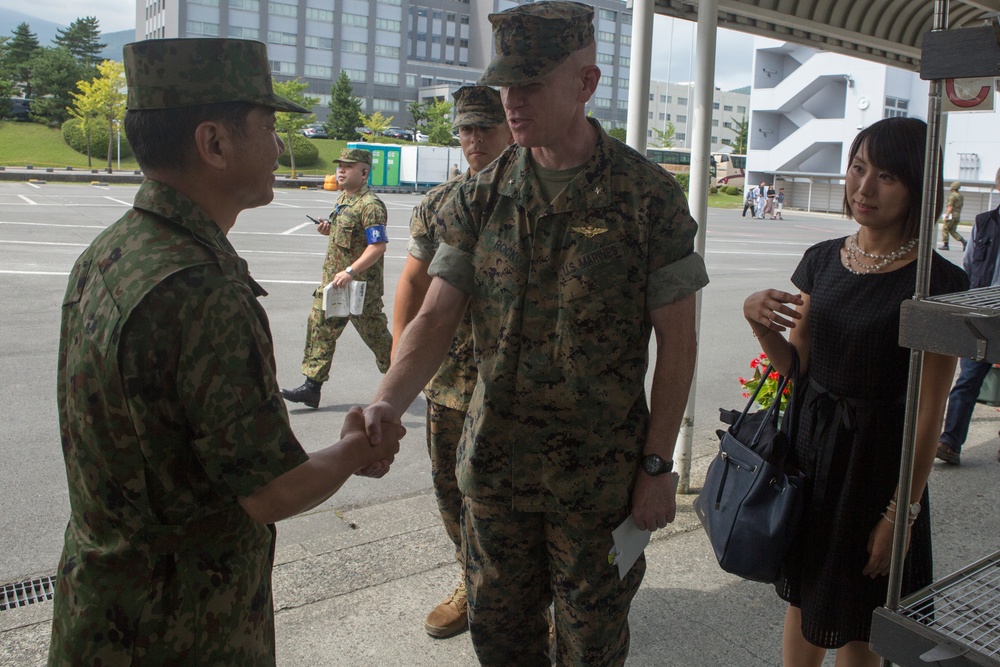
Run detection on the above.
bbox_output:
[755,180,768,218]
[772,187,785,220]
[742,185,757,217]
[762,184,776,218]
[449,163,461,179]
[939,181,966,251]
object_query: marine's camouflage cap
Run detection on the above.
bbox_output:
[452,86,505,129]
[478,1,595,87]
[333,148,372,165]
[951,181,962,190]
[123,38,310,113]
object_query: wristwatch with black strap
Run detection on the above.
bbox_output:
[641,454,673,476]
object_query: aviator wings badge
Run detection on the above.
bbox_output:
[571,224,608,238]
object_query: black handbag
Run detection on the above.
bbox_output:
[693,350,806,584]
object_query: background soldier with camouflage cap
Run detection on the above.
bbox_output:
[48,38,403,666]
[282,148,392,409]
[363,2,709,664]
[392,85,513,640]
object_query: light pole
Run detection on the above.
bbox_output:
[114,120,121,171]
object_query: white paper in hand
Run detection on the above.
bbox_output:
[323,280,366,318]
[608,515,651,580]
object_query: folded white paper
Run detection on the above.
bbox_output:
[323,280,366,318]
[608,472,679,579]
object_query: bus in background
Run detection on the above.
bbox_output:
[712,152,746,189]
[646,147,717,181]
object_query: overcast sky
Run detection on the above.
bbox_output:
[0,1,759,90]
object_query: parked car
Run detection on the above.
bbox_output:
[6,98,32,121]
[381,127,414,141]
[300,123,328,139]
[415,131,429,143]
[355,126,373,136]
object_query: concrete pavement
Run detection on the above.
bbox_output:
[3,412,999,666]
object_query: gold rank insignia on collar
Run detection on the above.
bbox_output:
[571,224,608,238]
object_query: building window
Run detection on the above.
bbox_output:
[599,9,616,20]
[305,7,332,21]
[678,97,687,105]
[597,53,614,65]
[712,102,719,109]
[737,105,746,113]
[711,136,717,143]
[617,100,628,109]
[375,45,400,58]
[267,31,297,45]
[593,97,611,108]
[677,115,687,123]
[621,35,631,46]
[373,72,399,86]
[648,93,654,101]
[723,104,733,111]
[660,94,666,102]
[648,111,653,119]
[343,13,368,28]
[620,56,630,67]
[305,35,333,50]
[190,0,219,6]
[268,2,296,18]
[373,98,399,112]
[406,74,416,87]
[723,121,733,129]
[597,31,615,42]
[665,113,671,120]
[721,138,733,146]
[269,60,295,74]
[228,26,259,39]
[342,41,368,55]
[187,20,219,35]
[304,64,333,78]
[229,0,260,9]
[658,112,665,120]
[712,119,718,126]
[376,18,401,31]
[344,68,366,83]
[885,97,909,118]
[676,133,686,142]
[600,76,612,87]
[618,78,628,88]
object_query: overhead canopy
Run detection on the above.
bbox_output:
[651,0,1000,71]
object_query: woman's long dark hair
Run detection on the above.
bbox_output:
[842,117,942,239]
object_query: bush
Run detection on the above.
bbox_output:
[709,185,718,194]
[725,185,741,196]
[279,133,320,167]
[674,172,690,191]
[61,118,133,159]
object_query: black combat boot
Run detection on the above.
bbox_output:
[281,378,322,409]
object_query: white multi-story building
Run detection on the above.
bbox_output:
[747,38,1000,213]
[645,81,749,153]
[135,0,635,130]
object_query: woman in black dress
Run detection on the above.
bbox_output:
[742,117,968,666]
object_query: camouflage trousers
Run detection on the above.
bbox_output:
[940,217,964,244]
[300,289,391,382]
[427,401,466,566]
[462,499,645,667]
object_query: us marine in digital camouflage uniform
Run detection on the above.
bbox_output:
[363,2,710,665]
[392,85,513,639]
[48,38,403,667]
[939,180,966,250]
[282,148,392,409]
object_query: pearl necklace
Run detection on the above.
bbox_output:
[844,232,917,275]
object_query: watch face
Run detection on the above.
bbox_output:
[642,455,669,475]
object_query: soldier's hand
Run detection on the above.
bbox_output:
[317,220,331,236]
[630,471,679,531]
[363,400,400,445]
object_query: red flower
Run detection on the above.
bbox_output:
[769,371,780,381]
[738,377,746,384]
[750,358,759,369]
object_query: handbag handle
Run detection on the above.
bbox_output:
[734,346,800,447]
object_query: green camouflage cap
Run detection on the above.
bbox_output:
[332,148,372,165]
[123,38,310,113]
[478,1,595,87]
[951,181,961,190]
[452,86,506,128]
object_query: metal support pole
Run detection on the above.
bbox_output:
[625,0,654,152]
[674,0,718,494]
[880,2,948,665]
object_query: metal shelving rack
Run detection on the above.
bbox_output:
[868,8,1000,665]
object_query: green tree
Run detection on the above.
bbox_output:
[53,17,106,71]
[68,60,125,172]
[732,115,748,154]
[29,47,88,125]
[650,122,675,148]
[326,71,363,140]
[272,78,318,179]
[361,111,392,136]
[422,99,453,145]
[608,127,627,142]
[2,23,42,97]
[407,99,429,134]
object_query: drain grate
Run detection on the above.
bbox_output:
[0,575,56,612]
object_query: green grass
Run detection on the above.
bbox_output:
[0,121,748,209]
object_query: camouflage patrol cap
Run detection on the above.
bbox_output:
[479,1,595,87]
[123,38,310,113]
[951,181,962,190]
[332,148,372,165]
[452,86,505,129]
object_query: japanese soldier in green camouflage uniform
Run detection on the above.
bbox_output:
[939,180,966,250]
[281,149,392,409]
[393,85,513,639]
[362,2,710,665]
[48,38,403,666]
